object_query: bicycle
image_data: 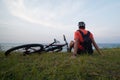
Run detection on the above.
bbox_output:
[5,35,69,56]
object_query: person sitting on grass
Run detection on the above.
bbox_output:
[69,21,102,57]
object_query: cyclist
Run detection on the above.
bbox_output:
[70,21,102,57]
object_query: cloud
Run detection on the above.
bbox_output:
[3,0,85,29]
[4,0,40,24]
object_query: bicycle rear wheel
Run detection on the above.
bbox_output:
[5,44,44,56]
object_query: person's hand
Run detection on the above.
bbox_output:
[100,51,104,56]
[71,54,76,59]
[71,52,77,58]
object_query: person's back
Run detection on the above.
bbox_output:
[76,29,93,54]
[70,21,102,57]
[74,22,93,54]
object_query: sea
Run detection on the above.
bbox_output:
[0,43,120,51]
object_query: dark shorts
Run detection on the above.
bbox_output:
[77,49,93,55]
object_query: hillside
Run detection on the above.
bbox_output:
[0,48,120,80]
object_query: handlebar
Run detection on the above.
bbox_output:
[63,35,69,50]
[45,35,69,51]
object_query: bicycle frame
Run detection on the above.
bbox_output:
[43,35,69,52]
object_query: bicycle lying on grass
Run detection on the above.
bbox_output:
[5,35,69,56]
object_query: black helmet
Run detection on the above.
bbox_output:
[78,22,85,27]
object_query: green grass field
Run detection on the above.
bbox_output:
[0,48,120,80]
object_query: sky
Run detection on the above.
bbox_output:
[0,0,120,44]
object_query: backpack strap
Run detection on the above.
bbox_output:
[77,30,90,37]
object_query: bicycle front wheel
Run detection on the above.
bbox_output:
[5,44,44,56]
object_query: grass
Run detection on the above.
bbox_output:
[0,48,120,80]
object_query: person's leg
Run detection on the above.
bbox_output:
[77,49,84,55]
[69,41,74,52]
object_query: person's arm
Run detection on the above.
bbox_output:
[73,39,79,56]
[91,38,103,55]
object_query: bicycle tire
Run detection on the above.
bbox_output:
[5,44,44,56]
